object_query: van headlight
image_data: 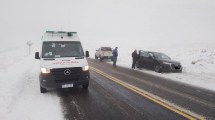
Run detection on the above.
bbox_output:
[41,68,50,73]
[82,65,89,71]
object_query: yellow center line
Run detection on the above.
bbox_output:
[90,66,206,120]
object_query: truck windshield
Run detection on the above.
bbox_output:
[42,41,84,58]
[101,47,112,51]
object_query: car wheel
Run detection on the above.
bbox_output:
[100,57,103,61]
[154,64,162,73]
[95,55,98,59]
[40,86,47,93]
[82,84,89,89]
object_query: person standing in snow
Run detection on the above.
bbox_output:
[112,47,118,67]
[132,49,138,70]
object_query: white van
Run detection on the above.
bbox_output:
[35,31,90,93]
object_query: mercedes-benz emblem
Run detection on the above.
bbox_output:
[64,69,71,75]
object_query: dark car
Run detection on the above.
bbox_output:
[136,50,182,73]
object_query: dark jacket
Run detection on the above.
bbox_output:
[132,51,138,61]
[112,48,118,57]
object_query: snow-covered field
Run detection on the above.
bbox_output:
[0,46,64,120]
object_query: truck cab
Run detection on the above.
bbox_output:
[35,31,90,93]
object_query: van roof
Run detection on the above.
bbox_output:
[42,31,80,42]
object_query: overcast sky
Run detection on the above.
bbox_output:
[1,0,215,50]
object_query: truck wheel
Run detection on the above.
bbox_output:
[95,55,98,59]
[40,86,47,93]
[100,57,103,61]
[82,84,89,89]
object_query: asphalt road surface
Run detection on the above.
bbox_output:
[58,58,215,120]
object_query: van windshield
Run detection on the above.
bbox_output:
[42,41,84,58]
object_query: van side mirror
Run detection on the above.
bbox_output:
[85,51,89,57]
[35,52,40,59]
